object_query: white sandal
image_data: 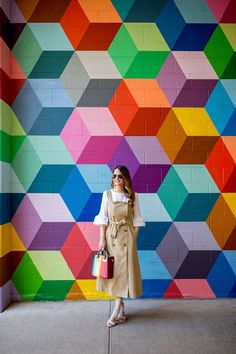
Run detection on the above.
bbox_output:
[106,309,119,328]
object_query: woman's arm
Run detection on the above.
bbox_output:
[93,191,109,250]
[99,224,107,250]
[133,193,145,238]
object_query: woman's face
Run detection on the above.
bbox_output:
[112,168,125,189]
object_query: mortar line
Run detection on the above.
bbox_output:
[108,300,111,354]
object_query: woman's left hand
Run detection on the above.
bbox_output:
[133,226,139,238]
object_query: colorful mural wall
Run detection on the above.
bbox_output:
[1,0,236,311]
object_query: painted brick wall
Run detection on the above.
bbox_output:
[0,0,236,311]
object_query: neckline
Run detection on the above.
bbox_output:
[111,189,125,194]
[109,189,129,205]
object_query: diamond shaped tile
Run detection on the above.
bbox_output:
[11,195,42,249]
[28,222,74,250]
[205,137,236,192]
[207,193,236,250]
[28,250,75,280]
[11,137,42,191]
[60,166,90,220]
[205,81,235,135]
[61,223,93,279]
[207,251,236,296]
[204,24,236,79]
[0,38,26,105]
[11,252,43,300]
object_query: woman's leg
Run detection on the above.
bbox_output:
[117,298,126,322]
[107,297,122,327]
[109,297,122,318]
[107,297,127,327]
[111,297,126,321]
[115,297,122,311]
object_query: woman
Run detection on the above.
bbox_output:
[93,165,145,327]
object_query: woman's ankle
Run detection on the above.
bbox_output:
[114,305,121,313]
[110,308,119,320]
[114,301,122,311]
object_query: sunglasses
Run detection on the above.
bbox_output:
[112,174,124,179]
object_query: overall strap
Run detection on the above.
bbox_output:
[107,190,112,202]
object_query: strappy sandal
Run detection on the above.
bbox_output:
[117,300,127,323]
[106,309,119,328]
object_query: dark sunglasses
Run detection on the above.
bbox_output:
[112,174,124,179]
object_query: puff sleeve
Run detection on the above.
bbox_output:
[93,191,108,225]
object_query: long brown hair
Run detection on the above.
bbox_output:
[110,165,135,207]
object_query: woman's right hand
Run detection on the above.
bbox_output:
[98,237,107,250]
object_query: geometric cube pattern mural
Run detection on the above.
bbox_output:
[0,0,236,311]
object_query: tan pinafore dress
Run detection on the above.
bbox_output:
[96,190,142,299]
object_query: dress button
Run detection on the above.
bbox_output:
[112,244,115,247]
[123,244,127,247]
[124,229,127,232]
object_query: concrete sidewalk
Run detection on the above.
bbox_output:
[0,299,235,354]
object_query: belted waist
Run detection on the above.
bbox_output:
[109,218,131,238]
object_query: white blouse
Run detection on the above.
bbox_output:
[93,189,145,227]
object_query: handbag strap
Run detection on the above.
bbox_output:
[97,249,110,257]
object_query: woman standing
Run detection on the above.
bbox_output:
[93,165,145,327]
